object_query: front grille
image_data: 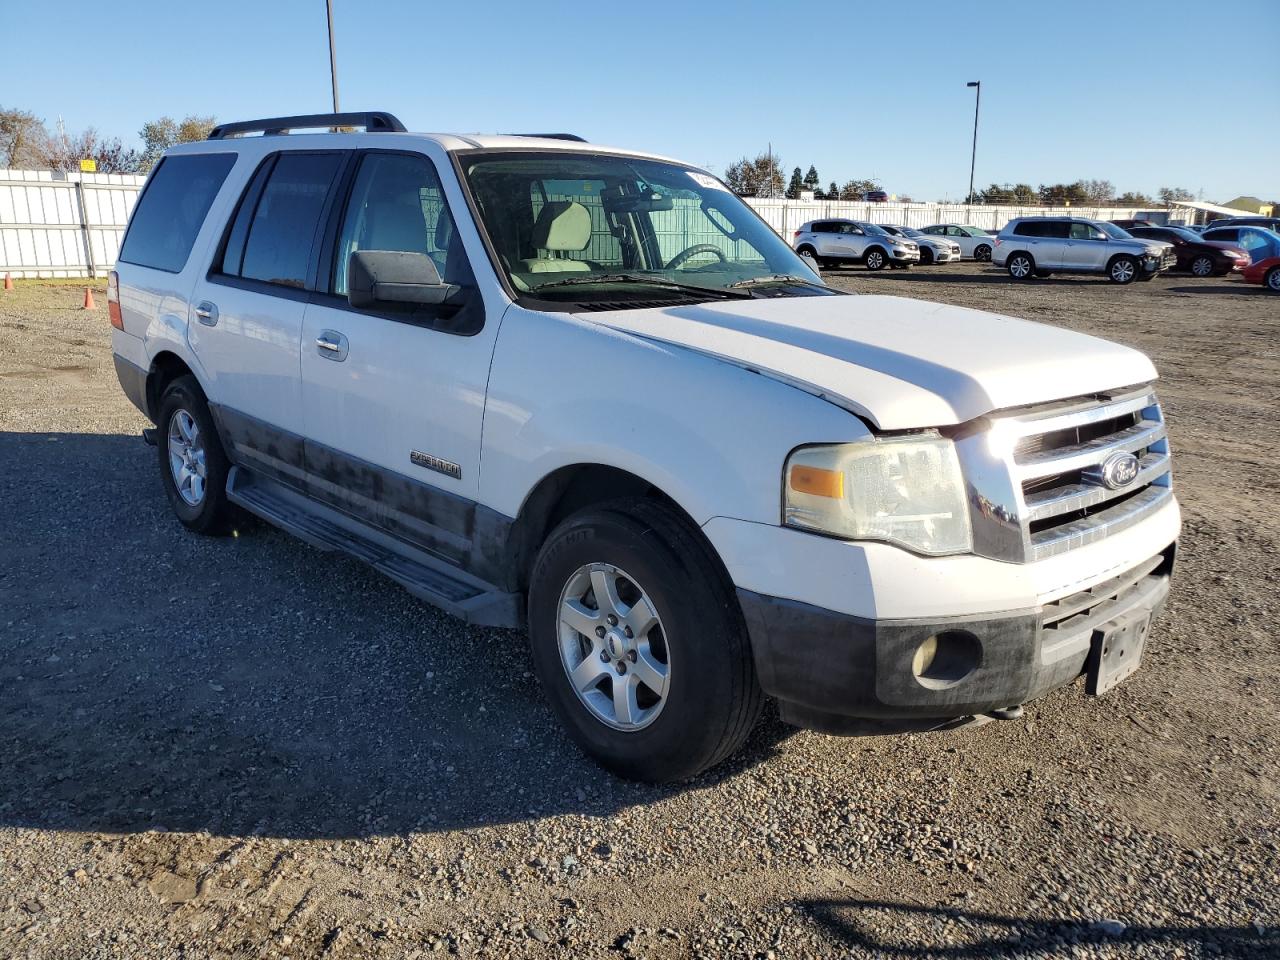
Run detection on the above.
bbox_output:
[1002,387,1172,561]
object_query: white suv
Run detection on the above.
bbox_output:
[110,112,1180,782]
[792,219,920,270]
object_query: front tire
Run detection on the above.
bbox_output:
[974,243,992,262]
[920,248,934,265]
[864,247,887,271]
[1108,255,1139,284]
[1007,252,1034,280]
[527,499,763,782]
[1190,255,1214,277]
[156,375,234,534]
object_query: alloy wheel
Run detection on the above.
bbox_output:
[557,562,671,731]
[167,409,207,506]
[1191,257,1213,277]
[1009,255,1032,279]
[1111,259,1136,283]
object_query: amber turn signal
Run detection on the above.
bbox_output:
[789,464,844,499]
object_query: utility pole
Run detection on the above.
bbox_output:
[326,0,341,112]
[966,81,981,204]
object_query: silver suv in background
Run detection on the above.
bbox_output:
[792,219,920,270]
[994,218,1176,284]
[878,225,961,264]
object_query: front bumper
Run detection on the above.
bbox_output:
[739,545,1174,734]
[890,247,921,263]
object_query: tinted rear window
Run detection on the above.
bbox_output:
[118,153,236,273]
[237,153,344,289]
[1013,220,1068,238]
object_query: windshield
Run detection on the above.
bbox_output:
[460,151,825,301]
[861,223,890,236]
[1097,222,1132,240]
[900,228,925,238]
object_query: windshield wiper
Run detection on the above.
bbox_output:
[728,274,828,290]
[531,273,753,299]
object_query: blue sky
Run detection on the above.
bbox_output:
[4,0,1276,202]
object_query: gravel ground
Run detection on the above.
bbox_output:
[1,267,1277,959]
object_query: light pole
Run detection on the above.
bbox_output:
[326,0,341,112]
[966,81,980,204]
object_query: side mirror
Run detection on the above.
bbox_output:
[348,250,463,312]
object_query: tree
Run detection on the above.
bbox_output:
[1157,186,1194,204]
[1115,191,1153,206]
[139,114,216,170]
[979,183,1016,203]
[839,178,881,201]
[803,165,820,192]
[0,107,48,169]
[36,126,142,174]
[785,166,804,199]
[1080,179,1116,204]
[723,151,784,197]
[1038,181,1089,205]
[1011,183,1037,203]
[826,181,839,200]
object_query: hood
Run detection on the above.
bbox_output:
[594,294,1157,430]
[1133,238,1173,254]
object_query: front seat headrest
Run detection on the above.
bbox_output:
[531,200,591,252]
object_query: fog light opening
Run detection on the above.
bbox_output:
[911,631,982,690]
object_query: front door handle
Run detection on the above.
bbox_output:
[194,301,219,326]
[315,330,349,362]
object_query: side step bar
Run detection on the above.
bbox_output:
[225,466,521,628]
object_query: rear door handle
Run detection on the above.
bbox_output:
[194,301,219,326]
[315,330,349,362]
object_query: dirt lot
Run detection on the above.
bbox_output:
[1,267,1277,959]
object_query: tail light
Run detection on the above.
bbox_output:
[107,270,123,331]
[793,230,800,239]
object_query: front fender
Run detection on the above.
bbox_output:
[479,306,870,526]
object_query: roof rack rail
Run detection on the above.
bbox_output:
[207,112,407,140]
[509,133,587,142]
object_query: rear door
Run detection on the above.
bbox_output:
[188,150,347,486]
[810,221,839,258]
[298,147,496,566]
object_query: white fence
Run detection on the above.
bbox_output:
[0,168,146,278]
[0,165,1180,279]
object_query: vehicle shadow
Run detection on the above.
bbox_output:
[0,431,793,841]
[797,898,1272,957]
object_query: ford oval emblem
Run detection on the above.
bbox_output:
[1100,452,1140,490]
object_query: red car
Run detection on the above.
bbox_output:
[1241,256,1280,292]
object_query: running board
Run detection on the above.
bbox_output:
[226,466,521,628]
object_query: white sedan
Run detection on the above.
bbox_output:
[918,224,998,261]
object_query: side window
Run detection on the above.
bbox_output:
[119,153,236,273]
[840,223,862,235]
[222,152,344,289]
[333,152,468,295]
[1205,229,1236,242]
[1013,221,1042,237]
[1069,222,1098,240]
[813,222,836,233]
[1237,230,1267,253]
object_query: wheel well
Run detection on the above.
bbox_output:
[797,244,816,255]
[1107,252,1137,267]
[146,352,195,421]
[1008,250,1033,265]
[509,464,700,591]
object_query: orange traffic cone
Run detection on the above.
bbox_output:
[82,287,96,309]
[3,273,12,292]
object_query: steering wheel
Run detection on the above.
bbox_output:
[666,244,728,270]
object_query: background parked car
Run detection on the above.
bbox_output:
[1241,254,1280,292]
[1205,216,1280,234]
[1110,219,1157,229]
[863,190,888,202]
[878,225,961,264]
[1127,225,1250,276]
[793,219,920,270]
[993,217,1175,284]
[919,224,996,261]
[1201,225,1280,269]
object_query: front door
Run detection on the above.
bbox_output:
[1062,221,1110,270]
[299,148,498,566]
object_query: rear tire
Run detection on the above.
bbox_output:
[527,499,763,782]
[1266,266,1280,292]
[796,244,826,270]
[156,375,234,535]
[1108,255,1139,284]
[1007,252,1034,280]
[864,247,887,271]
[974,243,992,262]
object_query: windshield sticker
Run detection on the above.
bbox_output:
[688,171,728,191]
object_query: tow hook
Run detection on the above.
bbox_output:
[987,705,1024,721]
[141,427,157,447]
